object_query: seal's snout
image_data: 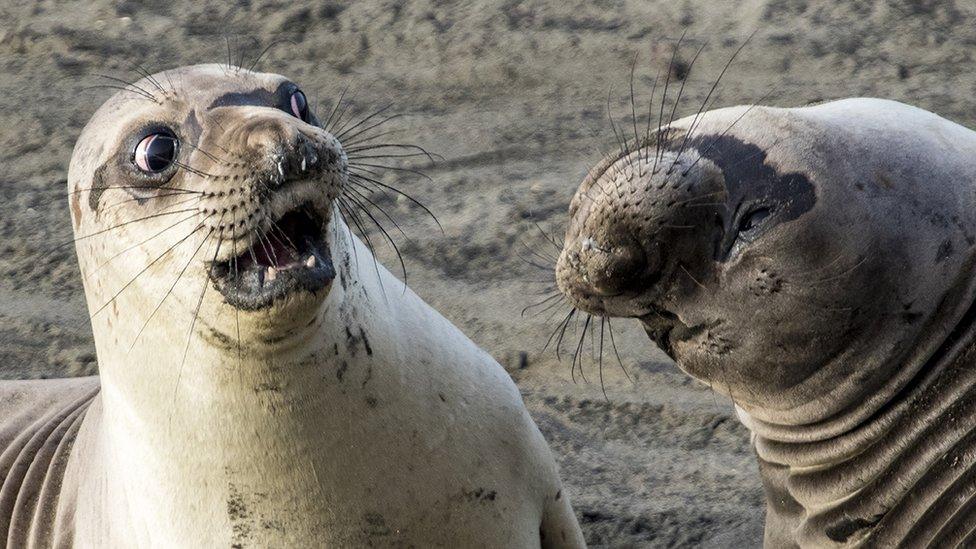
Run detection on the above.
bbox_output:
[556,146,721,318]
[200,107,347,311]
[558,234,653,299]
[227,110,345,188]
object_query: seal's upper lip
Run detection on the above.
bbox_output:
[209,201,335,310]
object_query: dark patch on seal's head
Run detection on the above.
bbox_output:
[208,88,277,110]
[686,133,816,261]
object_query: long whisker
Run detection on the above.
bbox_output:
[629,52,642,168]
[128,220,215,350]
[336,197,388,296]
[342,189,408,285]
[598,317,609,401]
[173,228,225,404]
[92,214,212,321]
[572,315,592,384]
[86,211,200,279]
[100,192,201,214]
[653,30,686,174]
[333,104,394,140]
[521,292,564,318]
[670,31,757,171]
[662,40,707,174]
[322,87,349,132]
[606,317,633,382]
[347,171,441,232]
[58,208,200,251]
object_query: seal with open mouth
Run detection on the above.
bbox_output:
[0,64,584,548]
[557,98,976,546]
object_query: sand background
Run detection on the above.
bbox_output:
[3,0,976,546]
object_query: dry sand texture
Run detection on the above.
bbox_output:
[3,0,976,546]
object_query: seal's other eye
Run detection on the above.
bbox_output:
[289,89,309,121]
[134,132,178,173]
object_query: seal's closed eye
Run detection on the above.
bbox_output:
[738,206,770,233]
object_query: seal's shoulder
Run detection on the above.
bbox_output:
[0,377,100,437]
[0,377,100,546]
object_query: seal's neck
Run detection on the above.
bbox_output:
[81,226,404,545]
[736,276,976,546]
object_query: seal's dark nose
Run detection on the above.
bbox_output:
[576,236,651,296]
[556,231,659,317]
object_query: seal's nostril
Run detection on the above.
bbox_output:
[578,237,653,296]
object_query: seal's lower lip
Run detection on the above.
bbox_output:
[209,204,335,311]
[639,308,702,359]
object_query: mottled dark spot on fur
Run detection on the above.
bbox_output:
[262,332,289,345]
[462,487,497,503]
[901,311,923,324]
[359,327,373,355]
[362,512,391,536]
[253,381,280,393]
[344,325,373,356]
[362,365,373,388]
[70,191,82,228]
[183,109,203,143]
[874,171,894,189]
[825,514,882,543]
[438,393,446,402]
[207,327,237,349]
[227,487,248,521]
[365,396,378,408]
[337,361,348,381]
[556,490,562,500]
[88,163,110,212]
[936,239,954,263]
[333,343,339,355]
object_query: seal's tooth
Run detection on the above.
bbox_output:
[267,266,278,281]
[301,157,306,172]
[305,255,316,268]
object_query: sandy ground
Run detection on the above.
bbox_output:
[3,0,976,546]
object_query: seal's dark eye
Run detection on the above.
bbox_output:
[739,207,771,233]
[289,89,309,121]
[134,133,178,173]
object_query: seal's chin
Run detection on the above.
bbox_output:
[210,202,335,311]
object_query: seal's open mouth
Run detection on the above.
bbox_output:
[210,202,335,310]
